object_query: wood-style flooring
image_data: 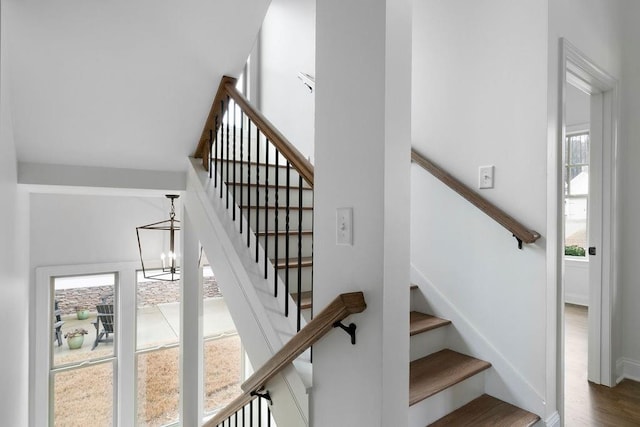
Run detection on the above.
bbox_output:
[565,304,640,426]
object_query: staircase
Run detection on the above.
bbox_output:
[409,285,540,426]
[194,76,542,426]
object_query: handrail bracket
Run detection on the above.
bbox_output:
[250,388,272,405]
[333,321,357,345]
[514,235,523,250]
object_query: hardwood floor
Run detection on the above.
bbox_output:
[565,304,640,426]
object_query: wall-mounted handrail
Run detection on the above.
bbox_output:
[194,76,314,187]
[204,291,366,426]
[411,149,541,248]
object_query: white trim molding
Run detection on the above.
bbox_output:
[545,411,561,427]
[616,358,640,383]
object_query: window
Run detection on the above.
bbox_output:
[564,131,589,256]
[50,273,117,426]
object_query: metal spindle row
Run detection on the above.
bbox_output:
[216,397,273,427]
[207,95,313,332]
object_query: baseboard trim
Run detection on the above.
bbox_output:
[616,357,640,383]
[545,411,561,427]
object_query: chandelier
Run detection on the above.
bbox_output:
[136,194,180,281]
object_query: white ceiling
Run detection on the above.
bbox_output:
[6,0,269,172]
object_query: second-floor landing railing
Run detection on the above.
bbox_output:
[194,76,315,332]
[411,149,541,249]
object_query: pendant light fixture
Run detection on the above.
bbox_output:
[136,194,181,281]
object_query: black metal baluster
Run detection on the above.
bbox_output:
[264,140,269,279]
[267,406,271,427]
[274,150,279,298]
[285,161,291,317]
[239,111,244,234]
[258,396,262,427]
[219,101,224,199]
[255,133,261,262]
[250,400,254,427]
[232,99,237,221]
[209,127,213,180]
[235,409,238,427]
[242,405,245,427]
[247,120,252,247]
[297,174,303,331]
[226,95,231,209]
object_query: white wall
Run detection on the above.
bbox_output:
[411,0,548,417]
[30,194,173,268]
[619,0,640,374]
[313,0,411,425]
[566,83,590,128]
[0,2,29,424]
[565,259,589,306]
[258,0,315,162]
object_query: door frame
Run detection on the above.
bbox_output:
[557,37,619,403]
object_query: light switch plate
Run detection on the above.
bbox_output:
[336,207,353,245]
[479,165,494,189]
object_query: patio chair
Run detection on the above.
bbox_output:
[53,300,65,347]
[91,303,115,350]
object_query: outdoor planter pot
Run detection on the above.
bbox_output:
[76,308,90,320]
[64,328,88,350]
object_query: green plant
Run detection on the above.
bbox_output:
[64,328,88,339]
[565,245,586,257]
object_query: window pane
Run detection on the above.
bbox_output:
[202,265,243,414]
[53,362,114,426]
[565,197,587,256]
[53,274,115,367]
[204,335,242,413]
[137,272,180,350]
[569,134,589,164]
[568,166,588,196]
[137,348,180,427]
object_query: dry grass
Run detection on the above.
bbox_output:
[53,335,241,426]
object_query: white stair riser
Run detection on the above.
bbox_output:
[229,185,314,207]
[408,372,485,427]
[214,162,311,188]
[242,208,313,231]
[259,234,313,260]
[410,326,449,362]
[278,266,313,293]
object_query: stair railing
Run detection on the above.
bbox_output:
[411,149,541,248]
[195,76,315,331]
[203,292,367,427]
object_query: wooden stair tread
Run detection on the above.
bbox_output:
[290,291,312,310]
[256,230,313,236]
[410,311,451,336]
[239,205,313,211]
[276,257,313,269]
[212,159,291,169]
[428,394,540,426]
[410,349,491,406]
[226,181,312,190]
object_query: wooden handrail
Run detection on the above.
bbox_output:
[194,76,238,169]
[194,76,315,187]
[204,292,366,426]
[411,149,541,248]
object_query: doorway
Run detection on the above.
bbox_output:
[559,39,619,404]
